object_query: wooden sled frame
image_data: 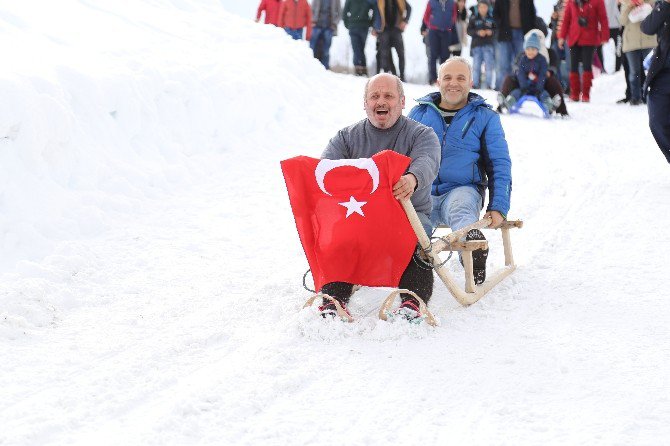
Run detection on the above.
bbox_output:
[401,200,523,306]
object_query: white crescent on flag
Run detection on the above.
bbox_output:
[314,158,380,196]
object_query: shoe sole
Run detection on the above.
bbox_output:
[466,229,488,285]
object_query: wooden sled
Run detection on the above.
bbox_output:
[401,200,523,306]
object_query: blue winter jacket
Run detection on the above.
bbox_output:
[408,92,512,217]
[516,53,548,96]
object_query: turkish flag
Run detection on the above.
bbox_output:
[281,150,418,291]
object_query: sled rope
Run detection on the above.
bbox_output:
[302,269,315,293]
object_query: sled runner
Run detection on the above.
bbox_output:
[509,94,552,119]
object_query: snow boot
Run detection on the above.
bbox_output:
[569,72,581,102]
[466,229,488,285]
[319,297,352,320]
[354,65,368,76]
[581,71,593,102]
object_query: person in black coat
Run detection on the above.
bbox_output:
[641,0,670,163]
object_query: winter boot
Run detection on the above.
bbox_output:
[466,229,488,285]
[496,92,507,112]
[542,95,555,113]
[318,297,352,320]
[354,65,368,77]
[581,71,593,102]
[393,298,424,323]
[569,72,581,102]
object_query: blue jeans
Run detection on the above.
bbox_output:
[471,45,495,89]
[428,29,453,83]
[511,29,524,58]
[648,70,670,163]
[284,28,303,40]
[430,186,483,233]
[349,26,368,67]
[626,48,652,102]
[495,41,513,90]
[310,27,334,69]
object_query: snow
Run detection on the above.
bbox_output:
[1,0,669,445]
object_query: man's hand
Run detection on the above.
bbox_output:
[483,210,504,229]
[398,21,407,31]
[392,174,417,201]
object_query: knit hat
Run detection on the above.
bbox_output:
[477,0,490,5]
[524,33,540,50]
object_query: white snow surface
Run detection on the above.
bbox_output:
[1,1,669,445]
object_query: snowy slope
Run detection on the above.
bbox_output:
[1,1,669,445]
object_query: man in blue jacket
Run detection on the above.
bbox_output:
[408,56,512,284]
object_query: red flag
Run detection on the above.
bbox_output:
[281,150,418,291]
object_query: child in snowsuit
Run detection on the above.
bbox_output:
[504,32,553,112]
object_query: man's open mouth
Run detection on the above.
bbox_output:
[375,109,389,116]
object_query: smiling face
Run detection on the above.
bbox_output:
[525,46,539,59]
[437,59,472,110]
[364,74,405,129]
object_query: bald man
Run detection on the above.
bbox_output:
[319,73,440,321]
[409,57,512,285]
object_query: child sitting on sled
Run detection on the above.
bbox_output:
[500,33,554,113]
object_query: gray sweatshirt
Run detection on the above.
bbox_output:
[321,116,440,217]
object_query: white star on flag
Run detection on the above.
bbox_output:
[338,196,367,218]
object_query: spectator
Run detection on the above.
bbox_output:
[343,0,375,76]
[603,0,624,72]
[641,0,670,163]
[310,0,342,69]
[278,0,313,40]
[468,0,496,89]
[256,0,282,25]
[423,0,459,85]
[493,0,537,90]
[620,0,657,105]
[558,0,610,102]
[449,0,470,57]
[372,0,412,81]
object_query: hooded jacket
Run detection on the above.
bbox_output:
[408,92,512,217]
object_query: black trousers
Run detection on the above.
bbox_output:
[378,27,406,81]
[569,44,595,73]
[321,251,434,305]
[648,70,670,164]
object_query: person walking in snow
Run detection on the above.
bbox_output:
[343,0,375,75]
[277,0,313,40]
[318,73,440,321]
[372,0,412,81]
[423,0,459,85]
[256,0,282,26]
[641,0,670,163]
[620,0,657,105]
[408,57,512,285]
[557,0,610,102]
[310,0,342,69]
[467,0,496,89]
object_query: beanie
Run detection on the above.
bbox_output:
[524,33,540,50]
[477,0,490,5]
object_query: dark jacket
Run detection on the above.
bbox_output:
[408,93,512,217]
[371,0,411,32]
[494,0,537,42]
[467,10,496,47]
[423,0,457,31]
[343,0,374,29]
[641,0,670,93]
[516,53,548,95]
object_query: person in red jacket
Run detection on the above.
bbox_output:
[557,0,609,102]
[277,0,313,40]
[256,0,282,25]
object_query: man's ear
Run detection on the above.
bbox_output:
[401,96,406,109]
